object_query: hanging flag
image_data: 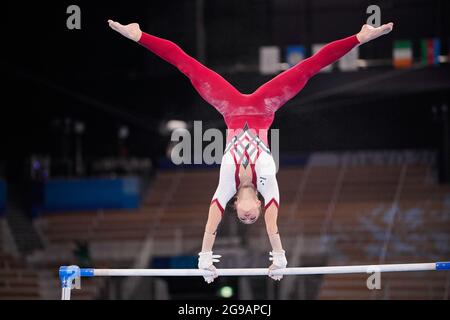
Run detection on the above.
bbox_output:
[286,45,306,68]
[338,46,359,71]
[393,40,413,69]
[312,44,333,72]
[421,38,440,65]
[259,46,281,75]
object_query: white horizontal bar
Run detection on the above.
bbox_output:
[92,262,437,277]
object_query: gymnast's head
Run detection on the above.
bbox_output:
[234,181,262,224]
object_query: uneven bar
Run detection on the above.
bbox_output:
[62,261,450,278]
[59,261,450,300]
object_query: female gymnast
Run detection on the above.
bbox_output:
[108,19,393,283]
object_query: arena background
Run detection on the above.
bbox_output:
[2,0,450,300]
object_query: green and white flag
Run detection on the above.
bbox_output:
[393,40,413,68]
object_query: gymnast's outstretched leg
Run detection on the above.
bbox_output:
[108,20,243,115]
[251,23,394,112]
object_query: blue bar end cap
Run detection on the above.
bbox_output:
[59,265,81,288]
[436,262,450,270]
[80,268,95,277]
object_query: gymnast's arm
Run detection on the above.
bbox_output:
[257,169,283,253]
[201,205,222,253]
[203,159,237,253]
[197,199,228,284]
[197,205,222,281]
[198,157,236,283]
[265,204,288,281]
[265,204,283,252]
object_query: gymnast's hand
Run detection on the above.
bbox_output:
[198,251,221,284]
[356,22,394,44]
[268,250,288,281]
[108,19,142,42]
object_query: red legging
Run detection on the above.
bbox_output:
[138,32,360,134]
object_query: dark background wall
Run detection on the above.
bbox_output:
[3,0,450,176]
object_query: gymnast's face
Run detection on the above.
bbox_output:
[235,183,261,224]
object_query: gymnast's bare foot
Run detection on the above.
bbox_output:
[108,20,142,42]
[356,22,394,44]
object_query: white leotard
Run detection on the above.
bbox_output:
[211,126,280,213]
